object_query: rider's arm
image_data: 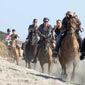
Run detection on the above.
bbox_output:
[76,18,82,32]
[47,25,52,38]
[61,17,67,32]
[37,30,46,38]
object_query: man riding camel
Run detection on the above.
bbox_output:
[32,17,52,63]
[54,19,62,37]
[22,19,39,59]
[53,11,82,56]
[11,29,21,56]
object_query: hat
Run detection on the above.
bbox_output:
[43,17,49,22]
[12,29,16,32]
[7,28,11,32]
[66,11,74,16]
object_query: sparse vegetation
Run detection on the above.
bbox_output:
[0,42,8,57]
[0,31,5,41]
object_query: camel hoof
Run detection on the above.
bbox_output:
[61,73,68,81]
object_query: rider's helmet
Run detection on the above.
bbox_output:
[7,28,11,32]
[43,17,49,22]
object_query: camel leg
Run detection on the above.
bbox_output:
[16,56,19,65]
[71,58,79,80]
[40,63,44,73]
[12,50,16,63]
[61,64,67,80]
[25,58,28,68]
[8,50,13,62]
[71,60,76,80]
[15,49,20,65]
[48,63,51,74]
[28,62,31,69]
[25,61,28,68]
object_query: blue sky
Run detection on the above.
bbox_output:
[0,0,85,41]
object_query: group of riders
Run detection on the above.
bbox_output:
[5,28,21,56]
[5,11,84,63]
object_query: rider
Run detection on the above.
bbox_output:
[26,19,38,40]
[53,11,74,56]
[74,13,83,49]
[11,29,21,56]
[23,19,38,59]
[32,17,52,63]
[54,19,62,38]
[5,28,11,40]
[11,29,19,40]
[5,28,11,47]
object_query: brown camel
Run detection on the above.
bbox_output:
[8,40,20,65]
[59,17,80,80]
[37,38,53,73]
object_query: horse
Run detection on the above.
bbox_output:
[37,37,53,73]
[24,31,39,68]
[58,17,80,80]
[80,38,85,60]
[7,40,20,65]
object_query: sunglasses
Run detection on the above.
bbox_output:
[44,21,48,23]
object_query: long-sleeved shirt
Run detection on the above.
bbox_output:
[27,24,38,40]
[38,24,52,40]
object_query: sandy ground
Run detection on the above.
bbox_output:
[19,51,85,85]
[1,49,85,85]
[0,57,74,85]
